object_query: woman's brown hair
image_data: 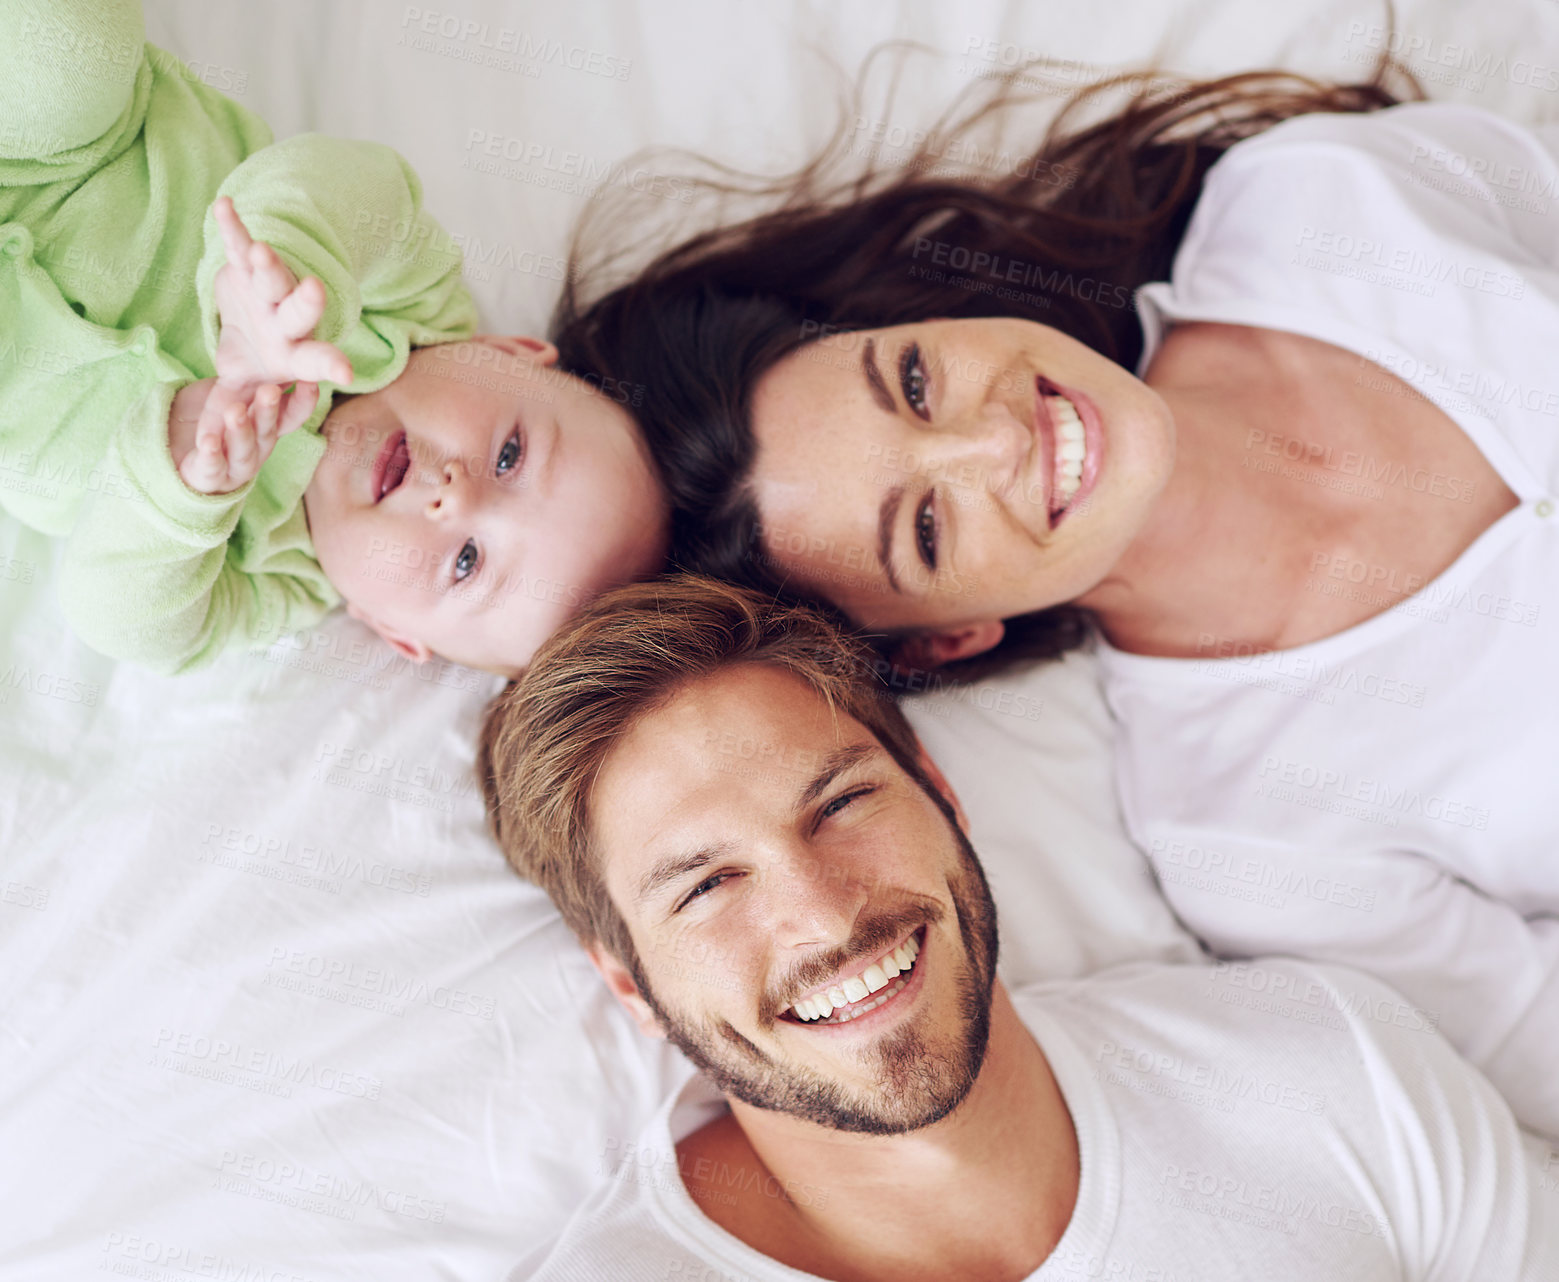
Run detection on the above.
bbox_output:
[478,574,936,965]
[552,48,1417,683]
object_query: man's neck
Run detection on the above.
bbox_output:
[676,983,1078,1282]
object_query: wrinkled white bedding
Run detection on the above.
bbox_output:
[2,1,1553,1277]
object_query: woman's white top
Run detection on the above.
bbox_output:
[514,961,1559,1281]
[1101,102,1559,1139]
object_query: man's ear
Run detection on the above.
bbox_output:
[587,944,667,1039]
[890,620,1005,672]
[346,603,433,663]
[911,740,971,835]
[474,334,559,366]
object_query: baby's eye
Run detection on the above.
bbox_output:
[454,539,479,582]
[496,431,523,475]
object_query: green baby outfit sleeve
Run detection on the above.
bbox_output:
[0,1,271,535]
[59,134,477,674]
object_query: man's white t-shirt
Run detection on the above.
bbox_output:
[514,961,1559,1281]
[1098,101,1559,1140]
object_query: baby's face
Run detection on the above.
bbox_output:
[303,336,668,673]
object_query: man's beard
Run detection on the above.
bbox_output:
[632,823,999,1136]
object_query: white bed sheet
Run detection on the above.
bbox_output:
[2,1,1554,1278]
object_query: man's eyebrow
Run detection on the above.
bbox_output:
[876,485,905,596]
[862,338,895,413]
[795,742,878,815]
[636,842,736,906]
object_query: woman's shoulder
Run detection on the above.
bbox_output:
[1216,99,1554,177]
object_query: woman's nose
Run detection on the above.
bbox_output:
[923,400,1031,495]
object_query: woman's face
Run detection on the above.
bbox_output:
[748,318,1176,653]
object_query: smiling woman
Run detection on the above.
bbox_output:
[548,51,1559,1143]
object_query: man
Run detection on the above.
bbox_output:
[480,576,1558,1281]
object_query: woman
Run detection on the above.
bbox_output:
[550,61,1559,1140]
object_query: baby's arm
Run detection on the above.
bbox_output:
[173,198,352,496]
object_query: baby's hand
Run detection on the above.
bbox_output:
[210,197,354,393]
[173,377,320,496]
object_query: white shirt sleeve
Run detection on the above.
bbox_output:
[1136,825,1559,1143]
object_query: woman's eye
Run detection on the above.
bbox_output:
[914,494,938,571]
[821,786,875,822]
[899,343,930,419]
[677,872,732,912]
[454,539,479,582]
[496,431,524,475]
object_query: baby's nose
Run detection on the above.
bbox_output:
[426,459,475,517]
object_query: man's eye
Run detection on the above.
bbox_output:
[496,431,523,475]
[899,343,930,419]
[914,494,937,571]
[821,786,875,822]
[677,872,732,912]
[454,539,479,582]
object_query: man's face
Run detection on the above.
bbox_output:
[590,664,999,1135]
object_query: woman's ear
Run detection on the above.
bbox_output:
[587,944,666,1039]
[890,620,1005,671]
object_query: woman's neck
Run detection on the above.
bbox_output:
[1078,323,1519,657]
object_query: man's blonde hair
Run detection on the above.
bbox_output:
[477,574,929,962]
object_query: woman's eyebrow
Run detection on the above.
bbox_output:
[862,338,895,413]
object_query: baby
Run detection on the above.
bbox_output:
[0,0,667,674]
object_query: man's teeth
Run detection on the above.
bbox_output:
[788,934,920,1023]
[1049,393,1086,505]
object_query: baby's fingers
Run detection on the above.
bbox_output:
[287,340,353,387]
[274,276,328,340]
[181,415,231,494]
[277,382,321,437]
[251,384,282,451]
[213,197,256,271]
[247,239,296,305]
[222,400,260,482]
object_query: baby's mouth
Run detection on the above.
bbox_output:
[373,432,410,503]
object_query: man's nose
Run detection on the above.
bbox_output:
[761,850,868,951]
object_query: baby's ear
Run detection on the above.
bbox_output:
[346,603,433,663]
[475,335,559,365]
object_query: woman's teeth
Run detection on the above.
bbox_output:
[786,933,920,1024]
[1049,393,1086,505]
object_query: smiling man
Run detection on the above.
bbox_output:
[479,576,1556,1282]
